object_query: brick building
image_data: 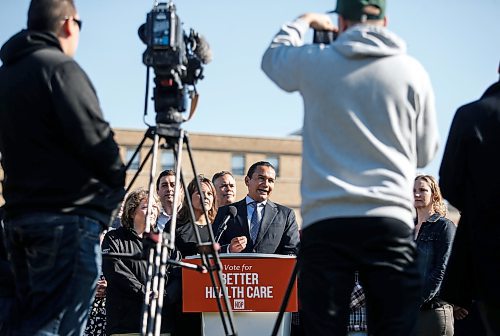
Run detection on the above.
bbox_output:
[0,128,461,226]
[0,128,303,223]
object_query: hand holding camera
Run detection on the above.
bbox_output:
[299,13,339,44]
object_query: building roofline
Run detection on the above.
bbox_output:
[113,127,302,141]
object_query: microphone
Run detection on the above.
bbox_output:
[215,205,237,243]
[193,33,212,64]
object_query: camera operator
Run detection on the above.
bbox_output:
[261,0,439,335]
[0,0,125,334]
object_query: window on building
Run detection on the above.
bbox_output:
[231,154,245,176]
[125,147,140,171]
[161,151,175,171]
[266,155,280,177]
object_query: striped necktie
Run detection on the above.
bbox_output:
[249,201,261,243]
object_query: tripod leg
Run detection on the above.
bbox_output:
[136,127,239,336]
[166,131,185,251]
[145,131,161,235]
[122,127,166,335]
[124,133,148,172]
[142,245,158,336]
[271,256,300,336]
[142,131,165,336]
[183,133,238,336]
[149,238,171,336]
[125,127,156,194]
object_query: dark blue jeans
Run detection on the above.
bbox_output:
[299,217,421,336]
[0,297,14,332]
[3,213,101,336]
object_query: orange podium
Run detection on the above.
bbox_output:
[182,253,298,336]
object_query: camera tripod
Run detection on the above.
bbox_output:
[124,123,237,336]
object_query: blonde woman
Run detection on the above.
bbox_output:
[101,188,172,335]
[413,175,456,336]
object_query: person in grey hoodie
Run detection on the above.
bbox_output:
[261,0,439,335]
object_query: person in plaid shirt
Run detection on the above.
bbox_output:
[348,273,367,336]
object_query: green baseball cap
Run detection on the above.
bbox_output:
[332,0,386,21]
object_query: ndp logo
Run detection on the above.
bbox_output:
[233,299,245,310]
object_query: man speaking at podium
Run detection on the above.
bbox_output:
[213,161,299,255]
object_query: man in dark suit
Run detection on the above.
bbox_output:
[213,161,299,255]
[439,64,500,335]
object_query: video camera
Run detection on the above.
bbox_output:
[138,1,211,126]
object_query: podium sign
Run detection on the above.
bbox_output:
[182,254,298,312]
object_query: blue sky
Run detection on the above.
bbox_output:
[1,1,500,177]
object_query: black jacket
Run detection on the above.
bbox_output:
[102,227,180,335]
[439,80,500,308]
[175,220,211,257]
[0,30,125,225]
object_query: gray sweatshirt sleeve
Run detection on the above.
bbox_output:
[415,67,439,168]
[261,18,310,92]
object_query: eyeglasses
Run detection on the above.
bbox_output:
[73,18,83,31]
[63,16,83,31]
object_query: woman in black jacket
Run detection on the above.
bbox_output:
[171,175,218,336]
[102,188,177,335]
[175,175,218,258]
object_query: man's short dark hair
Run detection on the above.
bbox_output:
[28,0,77,33]
[246,161,275,178]
[212,170,234,185]
[156,169,175,191]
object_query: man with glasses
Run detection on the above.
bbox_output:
[0,0,125,335]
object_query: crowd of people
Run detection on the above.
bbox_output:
[83,167,470,336]
[79,161,299,335]
[1,0,499,335]
[1,166,490,335]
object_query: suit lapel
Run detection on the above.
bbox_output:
[254,200,277,247]
[235,199,250,237]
